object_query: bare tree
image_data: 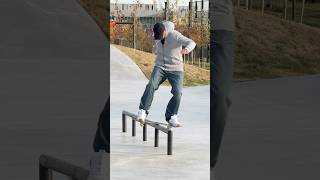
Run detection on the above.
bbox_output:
[300,0,306,23]
[245,0,249,10]
[262,0,265,15]
[189,0,193,27]
[292,0,296,21]
[284,0,288,19]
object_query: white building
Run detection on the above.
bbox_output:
[111,3,162,18]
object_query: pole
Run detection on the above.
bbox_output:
[155,128,159,147]
[300,0,305,23]
[188,1,192,27]
[143,124,147,141]
[246,0,249,10]
[292,0,296,21]
[284,0,288,20]
[122,113,127,132]
[167,130,173,155]
[132,118,136,136]
[132,13,136,49]
[164,1,167,20]
[262,0,265,15]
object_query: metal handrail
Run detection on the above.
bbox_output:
[39,154,89,180]
[122,110,173,155]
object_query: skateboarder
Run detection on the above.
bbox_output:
[137,22,196,127]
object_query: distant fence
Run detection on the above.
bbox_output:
[233,0,306,22]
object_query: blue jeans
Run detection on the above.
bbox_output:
[139,66,183,121]
[211,30,235,168]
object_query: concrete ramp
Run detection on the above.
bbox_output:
[0,1,107,180]
[110,46,147,81]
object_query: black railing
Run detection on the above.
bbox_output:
[39,154,89,180]
[122,110,173,155]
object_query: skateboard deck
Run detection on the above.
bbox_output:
[138,119,172,129]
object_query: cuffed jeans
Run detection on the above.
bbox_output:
[139,66,183,121]
[211,30,235,168]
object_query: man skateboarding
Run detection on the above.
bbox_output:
[137,22,196,128]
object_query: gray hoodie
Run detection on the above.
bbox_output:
[210,0,235,31]
[154,30,196,72]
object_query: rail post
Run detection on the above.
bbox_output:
[132,118,136,136]
[143,124,147,141]
[122,113,127,132]
[167,130,173,155]
[155,128,159,147]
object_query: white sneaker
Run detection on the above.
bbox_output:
[168,115,182,127]
[137,109,147,124]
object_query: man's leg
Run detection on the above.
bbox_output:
[139,66,167,112]
[165,71,184,121]
[211,30,235,168]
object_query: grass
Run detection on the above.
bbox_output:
[234,8,320,80]
[112,45,210,87]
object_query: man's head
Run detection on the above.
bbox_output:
[153,23,167,40]
[163,21,175,31]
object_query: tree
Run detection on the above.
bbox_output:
[262,0,265,15]
[300,0,306,23]
[284,0,288,20]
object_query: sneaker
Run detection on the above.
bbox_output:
[168,115,182,127]
[137,109,147,124]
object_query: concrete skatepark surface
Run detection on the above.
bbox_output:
[0,1,108,180]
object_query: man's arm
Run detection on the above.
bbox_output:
[176,32,196,54]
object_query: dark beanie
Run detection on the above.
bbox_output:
[153,23,165,40]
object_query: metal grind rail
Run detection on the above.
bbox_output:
[39,154,89,180]
[122,110,173,155]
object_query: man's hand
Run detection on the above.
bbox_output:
[181,48,189,55]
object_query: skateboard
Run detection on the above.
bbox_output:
[138,119,172,129]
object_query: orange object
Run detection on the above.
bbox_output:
[110,21,116,28]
